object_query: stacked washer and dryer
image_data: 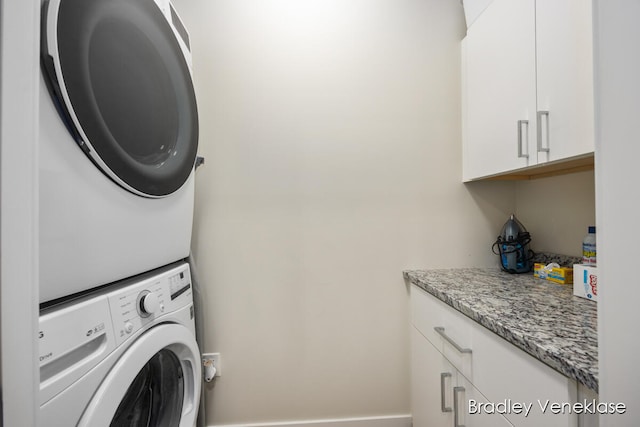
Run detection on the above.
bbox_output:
[37,0,203,425]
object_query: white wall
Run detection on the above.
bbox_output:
[173,0,515,424]
[515,170,596,257]
[593,0,640,424]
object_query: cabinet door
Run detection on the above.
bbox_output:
[535,0,594,162]
[470,319,579,427]
[463,0,536,180]
[411,326,453,427]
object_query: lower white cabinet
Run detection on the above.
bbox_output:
[411,326,512,427]
[410,284,598,427]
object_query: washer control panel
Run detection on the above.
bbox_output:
[108,263,192,347]
[38,262,193,406]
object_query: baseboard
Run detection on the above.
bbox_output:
[211,414,412,427]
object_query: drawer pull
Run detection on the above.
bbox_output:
[434,327,472,354]
[454,386,466,427]
[537,110,550,153]
[517,119,529,159]
[440,372,452,413]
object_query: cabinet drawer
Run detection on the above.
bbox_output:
[410,284,442,346]
[410,285,473,378]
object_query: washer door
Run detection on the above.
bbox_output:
[41,0,199,197]
[78,324,201,427]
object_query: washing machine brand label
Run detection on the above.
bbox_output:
[86,322,105,337]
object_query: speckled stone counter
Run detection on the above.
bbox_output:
[404,268,598,393]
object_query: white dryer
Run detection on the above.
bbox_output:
[39,262,201,426]
[39,0,199,303]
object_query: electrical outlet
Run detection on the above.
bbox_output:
[202,352,221,377]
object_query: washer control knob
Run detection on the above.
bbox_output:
[124,322,134,334]
[139,292,160,316]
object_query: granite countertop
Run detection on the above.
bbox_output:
[404,267,598,393]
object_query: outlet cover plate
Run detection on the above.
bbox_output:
[202,352,221,377]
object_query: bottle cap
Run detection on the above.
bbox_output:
[588,226,596,233]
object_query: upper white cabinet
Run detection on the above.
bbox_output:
[462,0,594,181]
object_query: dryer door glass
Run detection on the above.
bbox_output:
[43,0,198,197]
[110,349,184,427]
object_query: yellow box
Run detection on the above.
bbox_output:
[534,263,574,284]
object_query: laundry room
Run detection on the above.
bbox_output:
[1,1,639,427]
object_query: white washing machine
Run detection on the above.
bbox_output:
[39,0,199,303]
[39,262,202,426]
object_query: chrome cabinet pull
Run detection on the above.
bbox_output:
[454,386,466,427]
[440,372,452,413]
[517,119,529,158]
[434,327,472,354]
[537,111,550,153]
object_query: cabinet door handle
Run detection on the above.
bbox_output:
[434,327,472,354]
[517,120,529,158]
[440,372,452,413]
[454,386,466,427]
[537,111,550,153]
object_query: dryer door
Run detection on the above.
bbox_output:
[41,0,198,198]
[78,324,201,427]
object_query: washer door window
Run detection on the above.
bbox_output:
[41,0,199,197]
[111,349,184,426]
[78,324,201,427]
